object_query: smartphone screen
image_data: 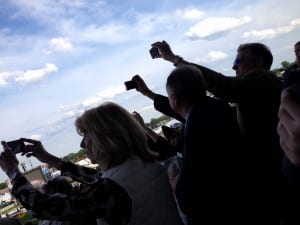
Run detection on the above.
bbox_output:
[6,140,24,154]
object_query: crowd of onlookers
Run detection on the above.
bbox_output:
[0,40,299,225]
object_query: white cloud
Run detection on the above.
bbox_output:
[82,84,125,108]
[291,18,300,26]
[34,84,127,139]
[0,71,23,87]
[175,8,204,20]
[57,84,126,122]
[15,63,58,84]
[242,18,300,41]
[29,134,42,140]
[62,8,203,45]
[45,37,73,54]
[206,51,228,62]
[0,78,6,87]
[0,72,13,87]
[79,24,130,44]
[139,104,154,112]
[81,96,103,108]
[196,51,228,63]
[64,111,76,118]
[186,16,252,39]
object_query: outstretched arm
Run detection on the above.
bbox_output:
[20,138,99,183]
[132,74,157,100]
[20,138,62,166]
[151,40,229,96]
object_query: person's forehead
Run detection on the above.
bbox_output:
[237,49,251,57]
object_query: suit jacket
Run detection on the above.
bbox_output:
[154,95,243,224]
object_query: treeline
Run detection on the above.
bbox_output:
[272,60,293,76]
[146,114,172,129]
[62,148,87,162]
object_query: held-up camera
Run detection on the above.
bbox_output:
[6,139,25,154]
[124,80,137,90]
[149,47,160,59]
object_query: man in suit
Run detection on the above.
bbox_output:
[164,65,243,225]
[152,40,286,224]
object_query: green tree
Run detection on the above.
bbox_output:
[146,115,172,129]
[0,182,7,190]
[272,60,293,76]
[63,149,88,162]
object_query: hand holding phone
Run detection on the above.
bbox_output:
[6,139,25,154]
[149,47,160,59]
[124,80,137,90]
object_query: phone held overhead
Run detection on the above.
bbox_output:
[149,47,160,58]
[6,139,25,154]
[124,79,137,91]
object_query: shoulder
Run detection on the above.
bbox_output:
[188,97,234,125]
[285,63,299,71]
[202,96,232,112]
[243,69,282,90]
[245,69,278,78]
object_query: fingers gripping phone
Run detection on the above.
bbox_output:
[7,139,25,154]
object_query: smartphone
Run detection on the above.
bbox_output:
[6,139,25,154]
[149,47,160,59]
[124,80,137,90]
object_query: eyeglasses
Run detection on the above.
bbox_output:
[233,56,255,66]
[233,58,243,66]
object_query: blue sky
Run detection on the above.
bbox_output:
[0,0,299,181]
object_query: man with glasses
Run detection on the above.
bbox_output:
[151,41,286,224]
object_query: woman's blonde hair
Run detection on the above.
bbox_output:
[75,102,156,169]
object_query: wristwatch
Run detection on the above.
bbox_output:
[173,55,183,66]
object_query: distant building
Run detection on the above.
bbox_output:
[0,192,12,203]
[5,166,46,191]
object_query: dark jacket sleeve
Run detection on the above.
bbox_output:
[148,136,177,160]
[60,161,101,183]
[153,94,184,123]
[11,175,131,224]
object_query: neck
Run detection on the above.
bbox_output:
[178,103,193,120]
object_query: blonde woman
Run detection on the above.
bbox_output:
[0,102,183,225]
